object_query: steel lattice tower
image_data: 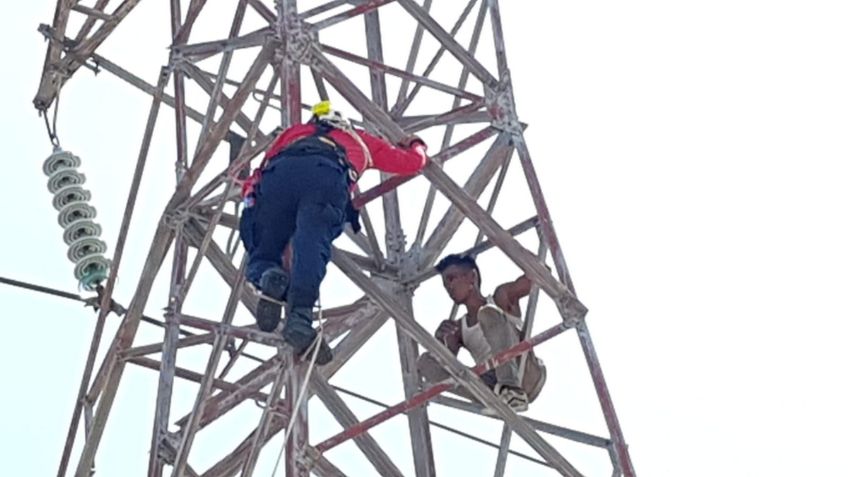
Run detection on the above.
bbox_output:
[33,1,635,476]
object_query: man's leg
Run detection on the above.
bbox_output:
[477,306,529,412]
[417,352,497,401]
[283,196,346,363]
[239,203,256,257]
[247,165,297,331]
[523,353,547,403]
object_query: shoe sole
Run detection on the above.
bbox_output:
[256,270,287,331]
[256,299,282,332]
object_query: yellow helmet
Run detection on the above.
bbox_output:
[311,100,332,117]
[311,100,350,129]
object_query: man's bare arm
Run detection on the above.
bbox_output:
[435,319,462,355]
[493,275,532,316]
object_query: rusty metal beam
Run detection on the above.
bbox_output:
[396,0,496,87]
[278,0,302,128]
[172,27,271,62]
[73,41,274,476]
[399,100,488,133]
[71,4,112,21]
[175,356,282,430]
[91,52,208,124]
[363,9,436,475]
[419,131,513,267]
[178,60,263,140]
[168,40,276,208]
[246,0,275,24]
[149,2,192,473]
[181,71,280,214]
[284,363,309,477]
[72,0,112,43]
[431,395,612,449]
[412,0,488,247]
[73,224,175,477]
[35,26,260,148]
[300,0,348,20]
[194,0,249,150]
[35,0,145,110]
[328,385,551,468]
[319,309,390,379]
[170,257,248,475]
[321,44,483,102]
[123,332,214,359]
[312,374,404,477]
[576,321,637,476]
[57,67,170,477]
[390,0,480,116]
[393,291,436,477]
[182,219,259,314]
[308,46,406,140]
[201,415,288,477]
[240,354,287,476]
[312,0,396,30]
[393,0,431,109]
[173,0,209,44]
[129,356,246,395]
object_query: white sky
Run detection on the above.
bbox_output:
[1,1,847,476]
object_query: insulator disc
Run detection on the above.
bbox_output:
[74,255,110,290]
[43,149,81,176]
[62,219,102,246]
[67,237,108,263]
[57,202,97,229]
[47,168,86,194]
[52,185,92,212]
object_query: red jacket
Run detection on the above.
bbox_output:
[242,123,427,199]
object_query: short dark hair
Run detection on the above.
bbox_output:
[435,254,481,288]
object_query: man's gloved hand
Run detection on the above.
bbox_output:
[434,319,461,354]
[398,134,426,149]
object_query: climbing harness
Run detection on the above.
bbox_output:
[311,102,374,174]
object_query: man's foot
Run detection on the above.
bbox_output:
[300,337,333,366]
[255,268,289,332]
[282,307,333,365]
[482,384,529,416]
[498,385,529,413]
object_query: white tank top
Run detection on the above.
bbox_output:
[460,296,522,363]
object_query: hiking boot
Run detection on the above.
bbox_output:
[300,337,333,366]
[255,267,289,332]
[282,306,333,365]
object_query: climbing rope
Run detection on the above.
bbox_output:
[269,300,326,476]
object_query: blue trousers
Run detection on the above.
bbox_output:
[241,151,349,309]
